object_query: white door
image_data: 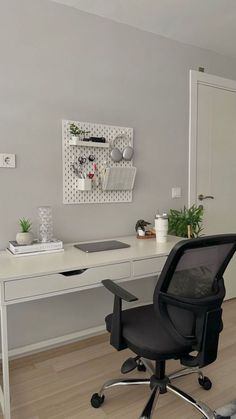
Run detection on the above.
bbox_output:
[189,70,236,299]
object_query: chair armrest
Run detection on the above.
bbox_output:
[102,279,138,302]
[102,280,138,351]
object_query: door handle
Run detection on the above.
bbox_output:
[198,194,214,201]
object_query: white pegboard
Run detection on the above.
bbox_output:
[62,120,134,204]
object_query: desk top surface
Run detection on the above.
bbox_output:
[0,235,182,281]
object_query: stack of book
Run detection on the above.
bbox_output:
[7,239,64,256]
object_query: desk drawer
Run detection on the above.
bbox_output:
[133,257,166,277]
[4,262,131,301]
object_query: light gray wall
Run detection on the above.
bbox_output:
[1,0,236,350]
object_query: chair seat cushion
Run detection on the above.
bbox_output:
[105,304,192,360]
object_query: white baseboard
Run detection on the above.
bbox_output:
[6,324,106,359]
[5,300,151,360]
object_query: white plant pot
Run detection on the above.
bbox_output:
[69,136,80,145]
[78,178,92,191]
[16,232,34,245]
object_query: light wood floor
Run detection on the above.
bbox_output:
[1,299,236,419]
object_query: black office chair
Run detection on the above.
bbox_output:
[91,235,236,419]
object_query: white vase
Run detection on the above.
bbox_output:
[16,232,34,245]
[38,206,53,243]
[155,214,168,243]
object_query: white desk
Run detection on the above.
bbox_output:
[0,235,181,419]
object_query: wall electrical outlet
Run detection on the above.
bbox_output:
[0,153,16,168]
[172,187,182,198]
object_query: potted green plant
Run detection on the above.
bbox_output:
[168,205,203,238]
[135,219,151,236]
[16,218,34,245]
[69,123,90,145]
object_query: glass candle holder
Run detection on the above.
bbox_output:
[38,206,53,242]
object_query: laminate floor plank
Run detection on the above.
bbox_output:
[0,299,235,418]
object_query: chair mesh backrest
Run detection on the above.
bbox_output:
[167,243,233,299]
[154,236,236,343]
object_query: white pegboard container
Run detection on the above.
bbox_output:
[62,120,134,204]
[102,167,137,191]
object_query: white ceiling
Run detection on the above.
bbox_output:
[51,0,236,59]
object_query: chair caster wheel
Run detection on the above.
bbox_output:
[198,376,212,390]
[137,363,146,372]
[91,393,105,408]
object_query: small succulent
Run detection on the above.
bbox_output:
[19,218,32,233]
[135,219,151,233]
[69,123,90,137]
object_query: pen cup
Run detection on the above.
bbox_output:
[78,178,92,191]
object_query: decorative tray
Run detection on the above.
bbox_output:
[136,233,156,240]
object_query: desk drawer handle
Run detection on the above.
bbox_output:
[60,269,88,277]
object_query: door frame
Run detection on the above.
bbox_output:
[188,70,236,207]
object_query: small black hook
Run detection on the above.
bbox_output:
[78,156,87,165]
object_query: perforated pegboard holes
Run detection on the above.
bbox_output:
[62,120,134,204]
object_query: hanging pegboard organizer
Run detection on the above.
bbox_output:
[62,120,134,204]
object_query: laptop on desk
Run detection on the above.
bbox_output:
[74,240,130,253]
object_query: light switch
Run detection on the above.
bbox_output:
[172,187,181,198]
[0,154,16,168]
